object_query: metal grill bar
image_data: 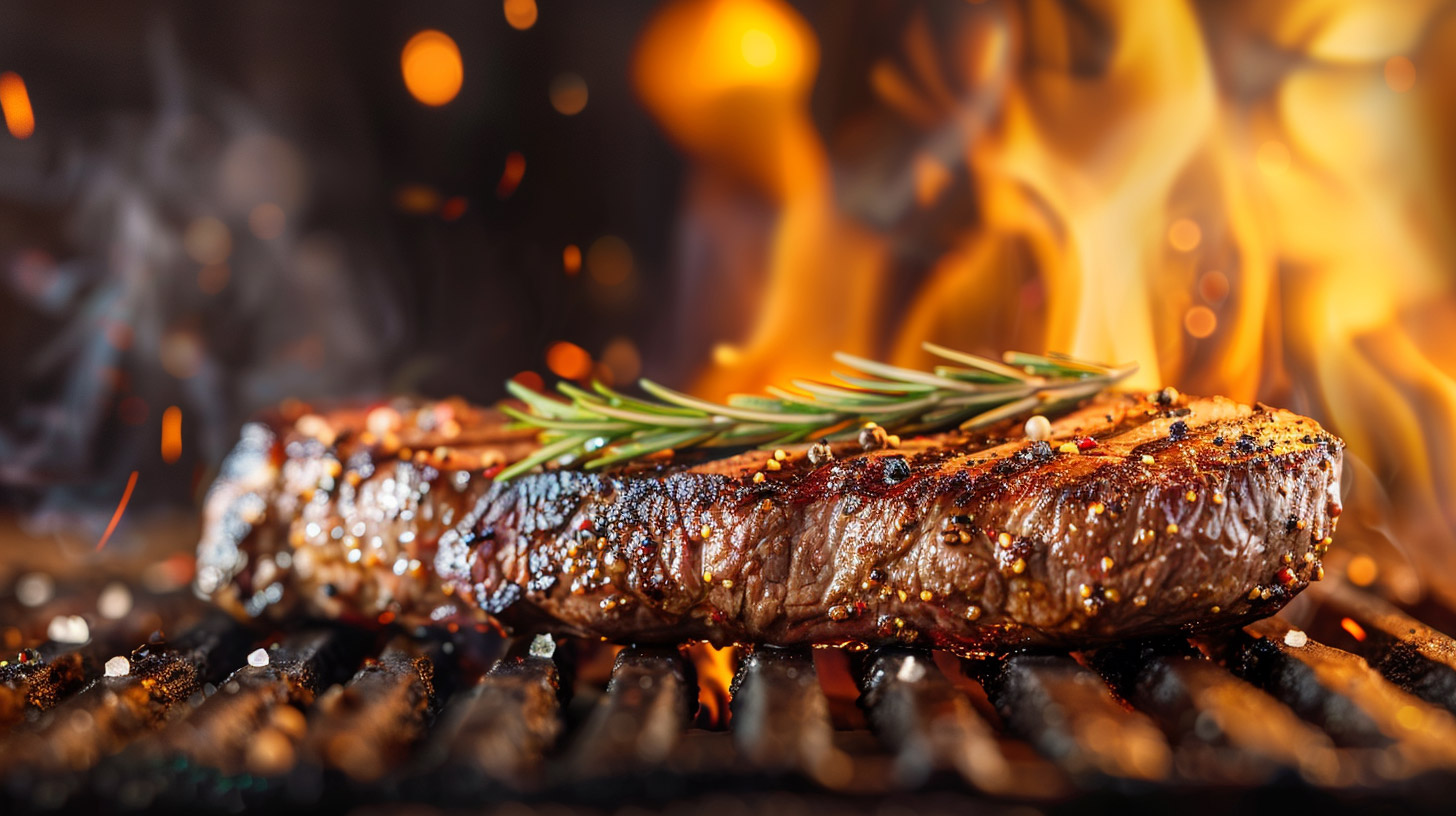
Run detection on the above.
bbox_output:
[1093,640,1341,785]
[300,636,444,782]
[1,613,246,774]
[981,654,1172,782]
[7,579,1456,810]
[1238,616,1456,781]
[564,647,693,778]
[423,635,564,785]
[1311,582,1456,714]
[731,647,851,787]
[857,648,1011,791]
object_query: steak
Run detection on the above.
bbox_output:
[195,392,1344,651]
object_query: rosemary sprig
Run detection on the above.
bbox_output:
[495,343,1137,480]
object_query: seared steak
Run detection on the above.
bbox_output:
[195,392,1343,651]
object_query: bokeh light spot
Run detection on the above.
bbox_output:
[546,341,593,380]
[549,73,589,115]
[249,203,286,240]
[563,244,582,275]
[440,196,468,221]
[601,337,642,383]
[503,0,538,31]
[1167,218,1202,252]
[1183,306,1217,338]
[1198,271,1230,303]
[587,235,634,286]
[496,152,526,198]
[161,330,204,380]
[1384,56,1416,93]
[511,370,545,392]
[184,217,233,265]
[401,30,464,106]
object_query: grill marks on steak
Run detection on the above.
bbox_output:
[196,392,1343,651]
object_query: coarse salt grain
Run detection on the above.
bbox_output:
[104,656,130,677]
[1283,629,1308,648]
[247,648,271,668]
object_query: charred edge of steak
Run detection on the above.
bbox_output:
[196,392,1344,652]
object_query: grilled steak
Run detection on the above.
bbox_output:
[195,392,1343,651]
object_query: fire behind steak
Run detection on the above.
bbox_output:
[195,392,1343,651]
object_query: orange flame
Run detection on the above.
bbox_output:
[684,641,739,727]
[635,1,1456,606]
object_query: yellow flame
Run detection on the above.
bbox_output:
[636,1,1456,603]
[401,31,464,106]
[684,641,738,726]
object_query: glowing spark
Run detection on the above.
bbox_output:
[401,30,464,106]
[0,72,35,139]
[161,406,183,463]
[1340,617,1367,642]
[97,471,139,552]
[496,152,526,198]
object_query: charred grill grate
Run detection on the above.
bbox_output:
[3,580,1456,812]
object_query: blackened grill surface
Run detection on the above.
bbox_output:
[195,391,1344,650]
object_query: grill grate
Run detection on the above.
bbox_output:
[3,579,1456,812]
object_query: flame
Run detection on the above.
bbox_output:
[684,641,738,727]
[636,1,1456,604]
[401,31,464,107]
[0,72,35,139]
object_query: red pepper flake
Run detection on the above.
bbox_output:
[1275,567,1297,586]
[1076,436,1099,451]
[377,611,396,625]
[481,464,504,479]
[17,651,29,663]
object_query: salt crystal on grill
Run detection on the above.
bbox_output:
[104,656,130,677]
[247,648,271,667]
[1283,629,1308,648]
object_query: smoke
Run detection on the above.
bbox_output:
[0,19,398,533]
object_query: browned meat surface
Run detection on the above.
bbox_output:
[195,392,1343,651]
